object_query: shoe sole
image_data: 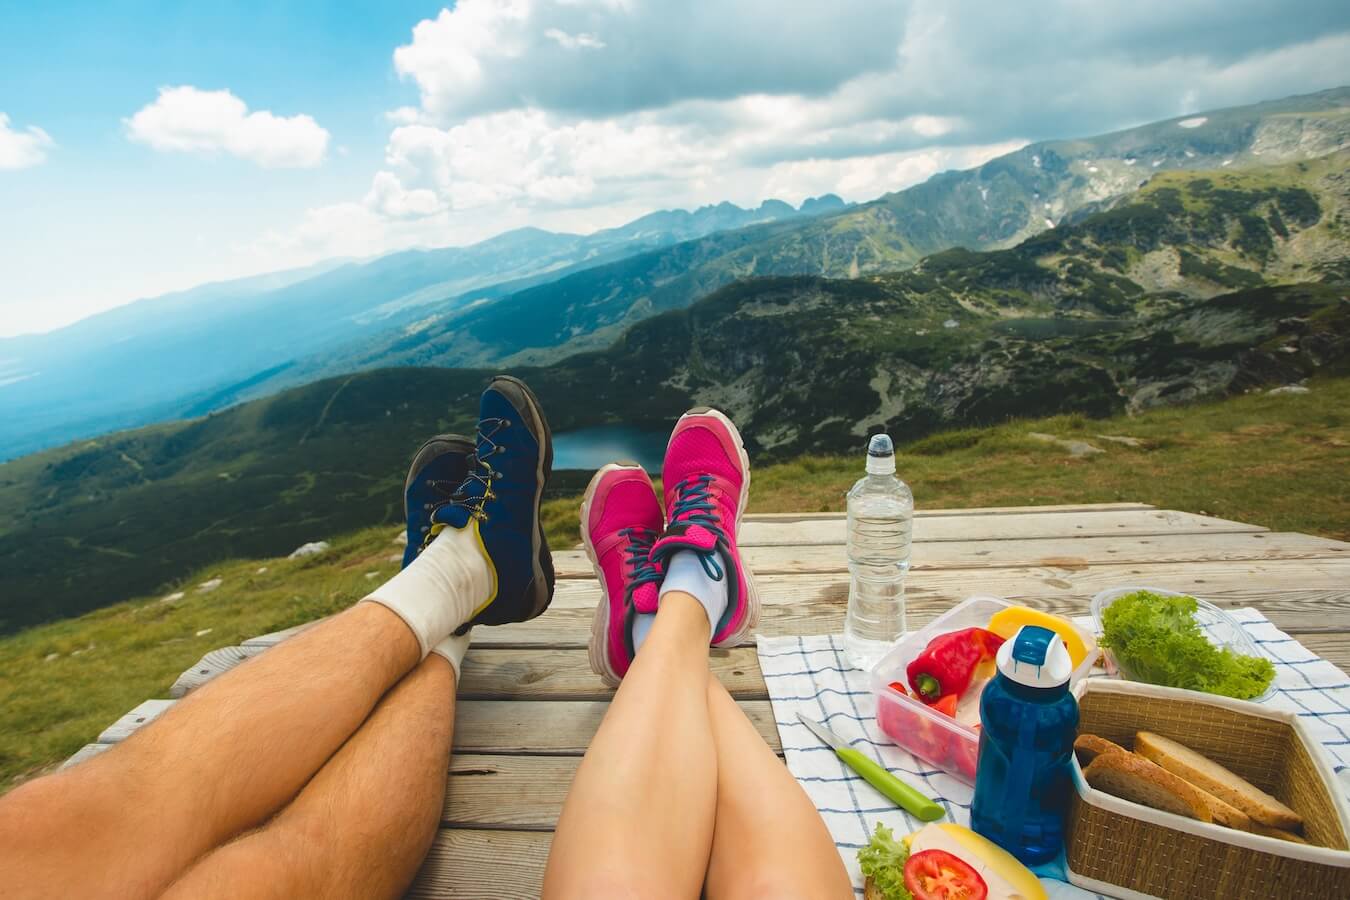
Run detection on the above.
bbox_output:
[580,461,646,687]
[488,375,555,623]
[672,407,760,648]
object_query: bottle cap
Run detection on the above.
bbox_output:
[865,433,895,474]
[996,624,1072,689]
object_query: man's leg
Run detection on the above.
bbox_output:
[0,602,422,899]
[543,592,719,899]
[161,652,457,900]
[703,677,853,900]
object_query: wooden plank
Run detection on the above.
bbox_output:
[459,647,763,701]
[97,699,175,743]
[451,700,778,755]
[735,508,1264,547]
[170,645,265,698]
[444,755,579,829]
[61,743,113,770]
[547,532,1349,578]
[409,829,549,900]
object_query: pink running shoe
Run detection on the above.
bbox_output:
[649,407,759,647]
[582,462,665,685]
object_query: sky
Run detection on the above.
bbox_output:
[2,1,1349,337]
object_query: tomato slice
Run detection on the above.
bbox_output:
[903,849,988,899]
[932,694,959,718]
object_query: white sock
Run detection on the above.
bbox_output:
[362,525,493,659]
[633,550,729,654]
[430,630,472,685]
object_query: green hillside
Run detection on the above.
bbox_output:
[2,153,1347,630]
[3,378,1347,790]
[276,88,1350,376]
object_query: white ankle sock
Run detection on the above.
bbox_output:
[362,525,493,658]
[431,630,472,685]
[632,550,729,654]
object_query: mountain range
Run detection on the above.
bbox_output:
[2,145,1346,630]
[3,88,1347,462]
[0,196,845,461]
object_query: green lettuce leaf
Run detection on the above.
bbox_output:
[857,823,914,900]
[1100,591,1275,700]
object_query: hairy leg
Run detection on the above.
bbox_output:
[543,593,718,899]
[161,653,456,900]
[0,603,421,900]
[704,677,852,900]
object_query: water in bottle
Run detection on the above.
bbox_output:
[971,624,1080,865]
[843,433,913,671]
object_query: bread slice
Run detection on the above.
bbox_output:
[1084,750,1215,823]
[1074,733,1127,766]
[1134,731,1302,830]
[1195,788,1251,831]
[1251,821,1309,844]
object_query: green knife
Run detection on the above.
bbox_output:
[797,713,945,821]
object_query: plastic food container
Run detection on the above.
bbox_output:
[1090,585,1275,703]
[871,595,1099,783]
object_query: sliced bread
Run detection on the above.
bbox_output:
[1134,731,1302,830]
[1250,821,1309,844]
[1083,750,1215,823]
[1074,733,1127,766]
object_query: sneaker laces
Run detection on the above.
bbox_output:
[424,417,509,546]
[621,527,663,594]
[666,474,726,579]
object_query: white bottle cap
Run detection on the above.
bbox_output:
[865,433,895,474]
[996,624,1073,689]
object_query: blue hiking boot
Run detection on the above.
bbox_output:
[402,434,475,569]
[429,375,555,631]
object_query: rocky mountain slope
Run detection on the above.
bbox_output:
[0,196,840,461]
[277,88,1350,379]
[2,153,1345,629]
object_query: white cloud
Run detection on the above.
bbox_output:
[125,86,329,168]
[543,28,605,50]
[250,0,1350,269]
[0,113,54,170]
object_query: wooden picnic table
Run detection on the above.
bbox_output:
[73,503,1350,898]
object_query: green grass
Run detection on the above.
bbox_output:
[4,378,1348,790]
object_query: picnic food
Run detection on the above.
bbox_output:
[1250,821,1309,844]
[860,823,1047,900]
[988,607,1090,668]
[1083,749,1216,821]
[1072,733,1127,765]
[1097,590,1274,699]
[907,627,1005,702]
[1134,730,1303,829]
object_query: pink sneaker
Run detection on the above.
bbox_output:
[649,408,759,647]
[581,462,665,685]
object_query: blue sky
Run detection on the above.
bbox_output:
[2,0,1349,336]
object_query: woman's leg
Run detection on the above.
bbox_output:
[704,677,853,900]
[160,653,457,900]
[543,592,719,899]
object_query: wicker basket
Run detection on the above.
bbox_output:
[1064,679,1350,899]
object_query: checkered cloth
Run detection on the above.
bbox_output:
[758,607,1350,899]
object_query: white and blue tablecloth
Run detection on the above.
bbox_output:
[758,608,1350,898]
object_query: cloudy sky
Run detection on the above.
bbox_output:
[2,1,1348,336]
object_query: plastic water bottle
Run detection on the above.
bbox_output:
[843,433,913,671]
[971,625,1080,865]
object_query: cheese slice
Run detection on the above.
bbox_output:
[906,823,1047,900]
